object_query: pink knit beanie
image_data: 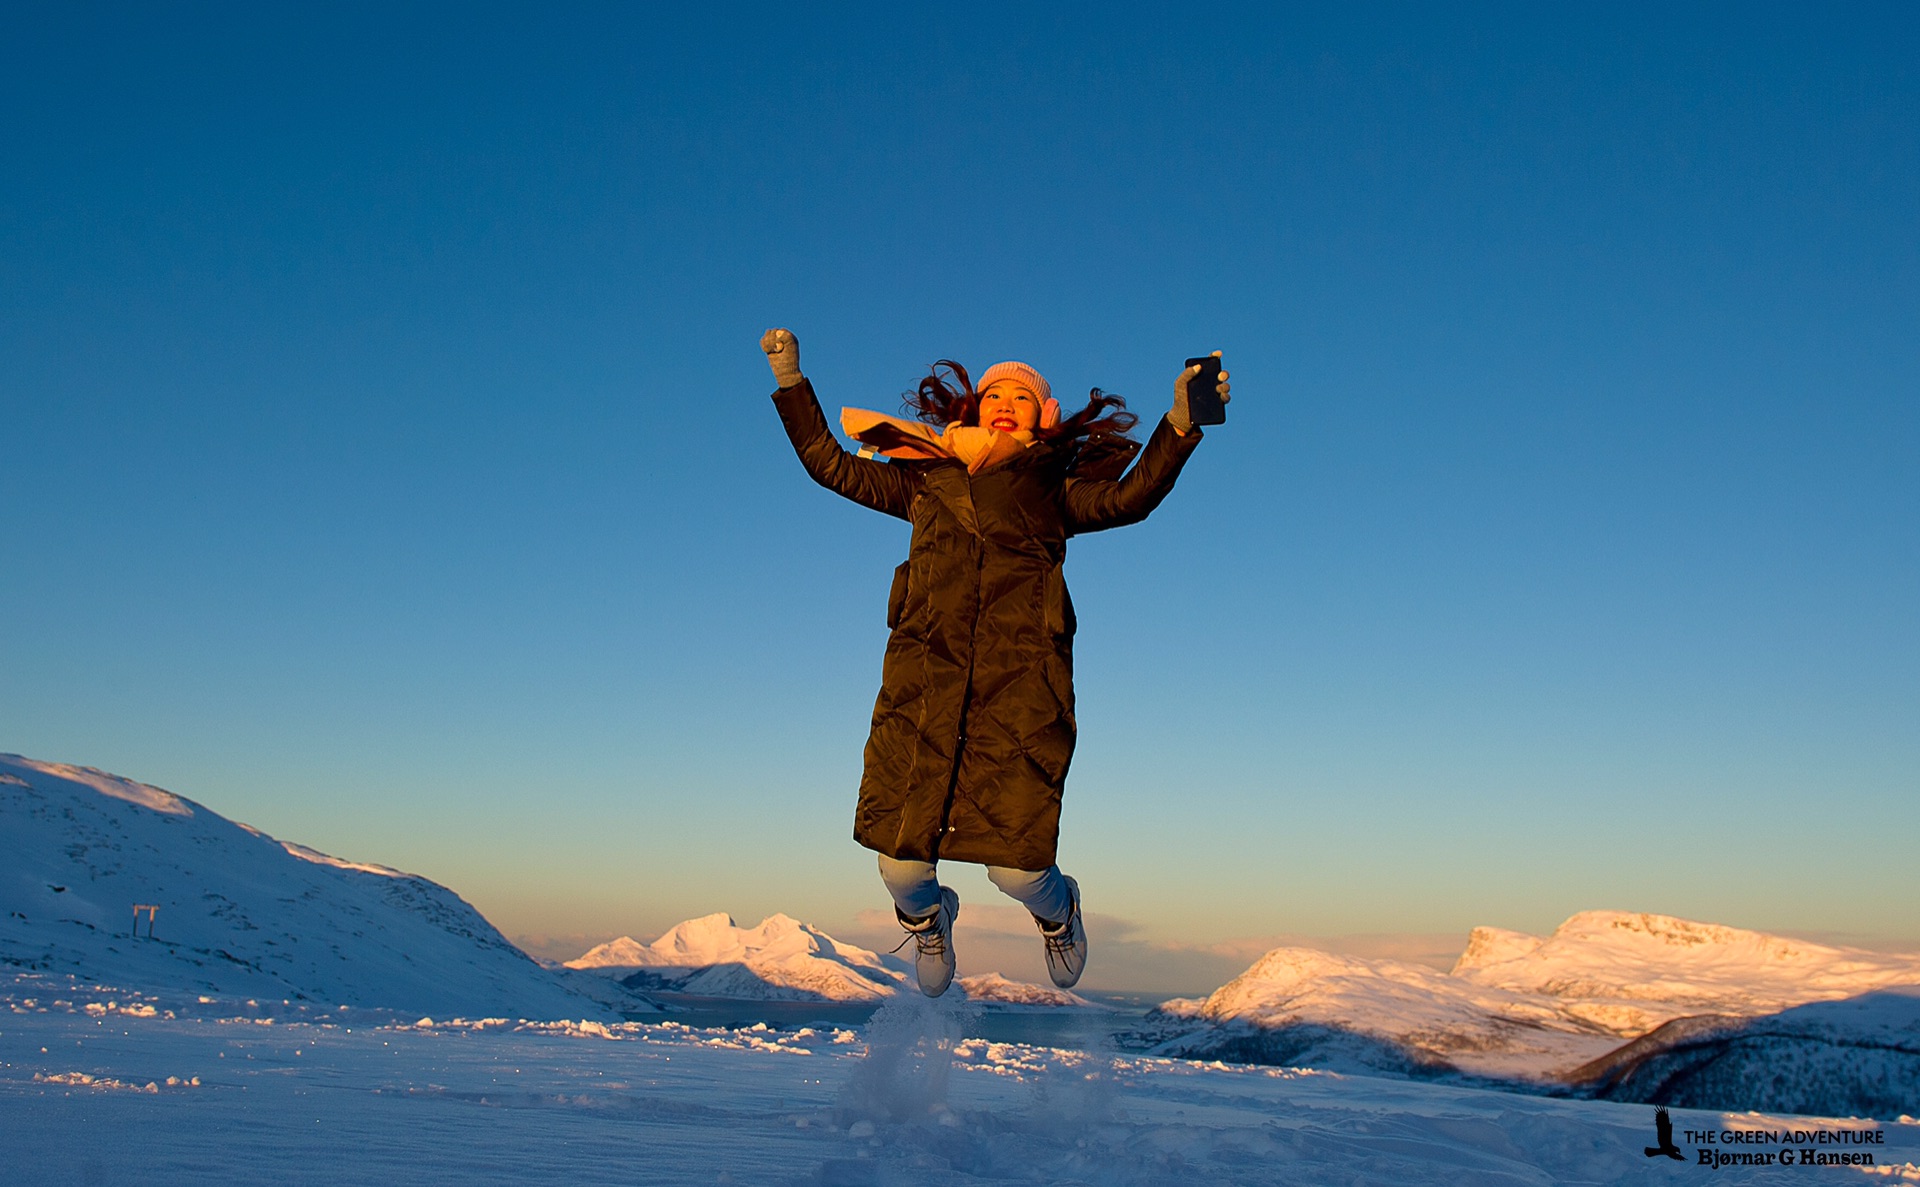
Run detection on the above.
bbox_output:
[975,361,1060,429]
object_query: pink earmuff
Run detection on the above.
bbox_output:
[1039,397,1061,429]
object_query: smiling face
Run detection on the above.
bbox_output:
[977,383,1042,433]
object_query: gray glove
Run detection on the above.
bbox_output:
[1170,350,1231,435]
[760,327,804,389]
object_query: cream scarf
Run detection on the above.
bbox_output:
[840,408,1035,474]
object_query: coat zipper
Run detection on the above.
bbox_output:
[930,473,987,860]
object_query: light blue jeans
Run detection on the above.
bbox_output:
[878,854,1075,926]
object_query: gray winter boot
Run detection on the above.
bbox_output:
[1034,875,1086,989]
[898,887,959,998]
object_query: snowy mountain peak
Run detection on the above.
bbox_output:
[1452,926,1544,972]
[569,917,1110,1008]
[1233,947,1384,993]
[1452,910,1894,1011]
[570,935,654,967]
[573,912,843,970]
[1452,912,1821,978]
[566,913,910,1002]
[655,912,748,960]
[1552,910,1820,961]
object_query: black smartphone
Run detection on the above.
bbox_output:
[1183,355,1227,425]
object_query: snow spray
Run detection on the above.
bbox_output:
[836,993,980,1125]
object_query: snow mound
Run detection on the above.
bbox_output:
[568,913,910,1002]
[0,753,633,1021]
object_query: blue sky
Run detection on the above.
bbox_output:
[4,3,1915,989]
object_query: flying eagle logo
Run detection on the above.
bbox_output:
[1644,1106,1685,1160]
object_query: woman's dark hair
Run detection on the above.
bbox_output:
[902,360,1140,468]
[903,360,981,428]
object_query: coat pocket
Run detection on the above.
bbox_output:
[1043,567,1077,639]
[886,560,910,629]
[1022,716,1077,787]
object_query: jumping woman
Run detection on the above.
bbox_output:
[762,328,1228,997]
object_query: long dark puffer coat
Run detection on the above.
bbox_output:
[774,379,1202,871]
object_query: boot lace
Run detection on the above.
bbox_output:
[891,914,947,959]
[1039,915,1076,954]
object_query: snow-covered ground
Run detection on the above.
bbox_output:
[7,751,1919,1182]
[6,973,1916,1186]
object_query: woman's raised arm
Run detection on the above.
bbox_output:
[1062,354,1225,533]
[1062,414,1202,533]
[763,329,915,520]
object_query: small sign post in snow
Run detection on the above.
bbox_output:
[131,904,158,939]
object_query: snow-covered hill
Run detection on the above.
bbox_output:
[1140,911,1920,1096]
[569,912,912,1001]
[1137,946,1623,1080]
[0,755,632,1020]
[1570,987,1920,1117]
[954,972,1100,1010]
[1453,911,1920,1028]
[568,915,1098,1008]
